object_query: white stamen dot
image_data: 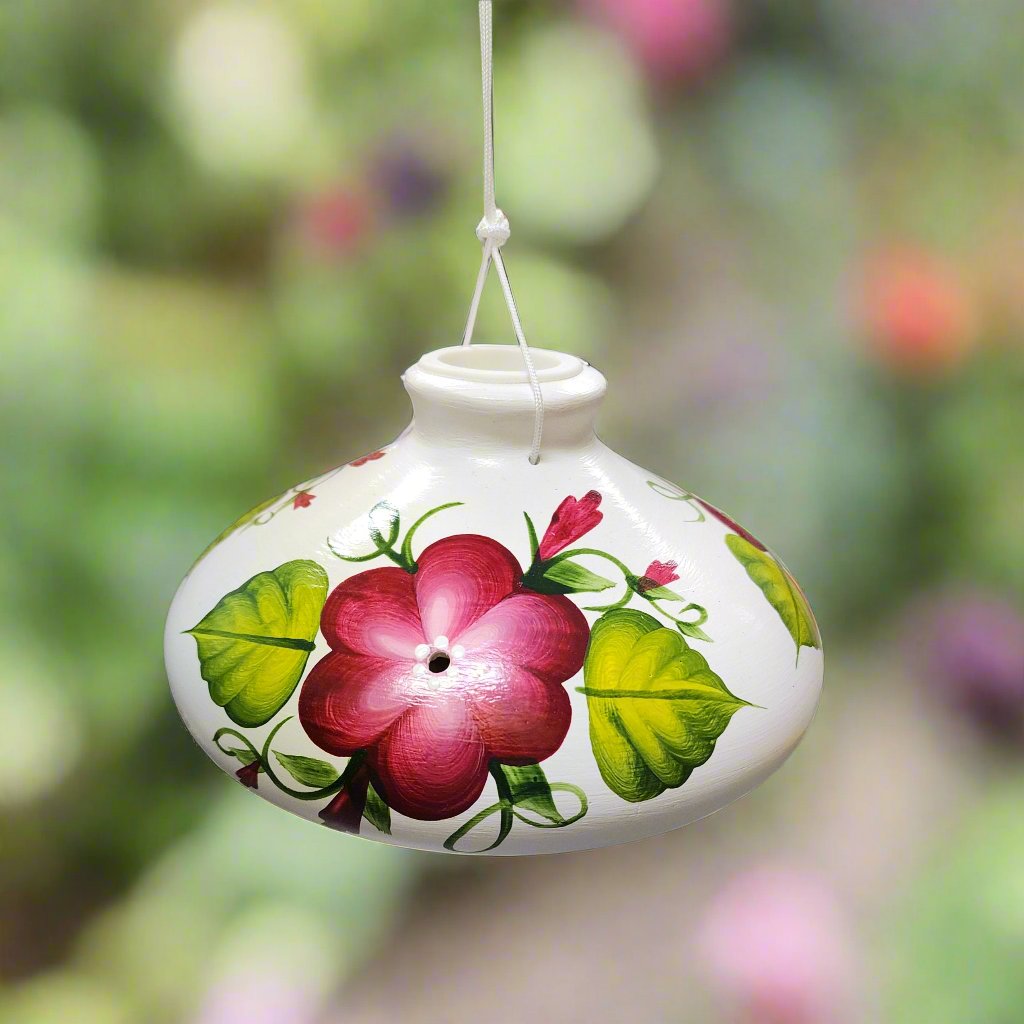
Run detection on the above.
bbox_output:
[451,645,465,660]
[433,635,449,650]
[414,643,431,661]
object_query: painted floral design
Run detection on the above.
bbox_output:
[196,452,390,563]
[350,450,386,467]
[196,486,756,852]
[696,497,767,551]
[299,533,589,820]
[649,482,820,658]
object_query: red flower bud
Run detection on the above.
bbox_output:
[235,760,260,789]
[319,763,371,834]
[538,491,603,561]
[292,491,316,509]
[636,559,680,593]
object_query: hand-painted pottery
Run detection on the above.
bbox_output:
[165,345,823,854]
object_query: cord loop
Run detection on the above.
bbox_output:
[461,1,544,465]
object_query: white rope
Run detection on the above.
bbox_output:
[462,0,544,465]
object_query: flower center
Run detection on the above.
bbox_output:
[428,652,451,674]
[414,636,465,678]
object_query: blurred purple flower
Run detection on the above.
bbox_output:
[699,866,856,1024]
[371,142,448,220]
[193,971,318,1024]
[578,0,733,85]
[908,590,1024,744]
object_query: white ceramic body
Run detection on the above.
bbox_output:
[165,346,823,855]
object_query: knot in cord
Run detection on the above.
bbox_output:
[476,209,510,248]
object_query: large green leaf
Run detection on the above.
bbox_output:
[580,609,750,803]
[725,534,820,657]
[187,560,328,727]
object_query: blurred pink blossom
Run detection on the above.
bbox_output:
[578,0,733,85]
[193,971,319,1024]
[299,186,373,257]
[699,866,857,1024]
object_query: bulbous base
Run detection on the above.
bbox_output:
[165,348,822,855]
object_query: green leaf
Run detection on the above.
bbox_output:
[676,621,713,643]
[499,763,563,824]
[636,583,685,602]
[187,560,329,727]
[724,534,821,656]
[580,609,750,803]
[363,783,392,834]
[273,751,341,789]
[226,746,259,766]
[536,559,615,595]
[524,511,539,562]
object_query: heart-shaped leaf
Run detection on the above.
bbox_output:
[274,751,340,788]
[188,560,329,727]
[725,534,820,658]
[580,609,750,803]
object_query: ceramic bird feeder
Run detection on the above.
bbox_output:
[165,345,823,854]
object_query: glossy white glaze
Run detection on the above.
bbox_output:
[165,345,823,854]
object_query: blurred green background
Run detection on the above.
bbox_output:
[2,1,1023,1022]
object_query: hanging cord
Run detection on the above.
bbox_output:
[462,0,544,465]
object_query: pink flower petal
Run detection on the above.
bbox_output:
[415,535,521,642]
[299,650,415,754]
[320,566,424,658]
[457,591,589,684]
[369,693,489,819]
[462,662,572,763]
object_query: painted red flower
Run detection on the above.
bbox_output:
[235,761,260,789]
[299,535,589,821]
[636,559,680,593]
[292,491,316,509]
[537,490,603,561]
[350,450,386,467]
[697,499,767,551]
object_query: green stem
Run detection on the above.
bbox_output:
[443,763,515,854]
[511,783,588,829]
[442,764,589,853]
[648,599,708,627]
[400,501,464,570]
[213,720,363,802]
